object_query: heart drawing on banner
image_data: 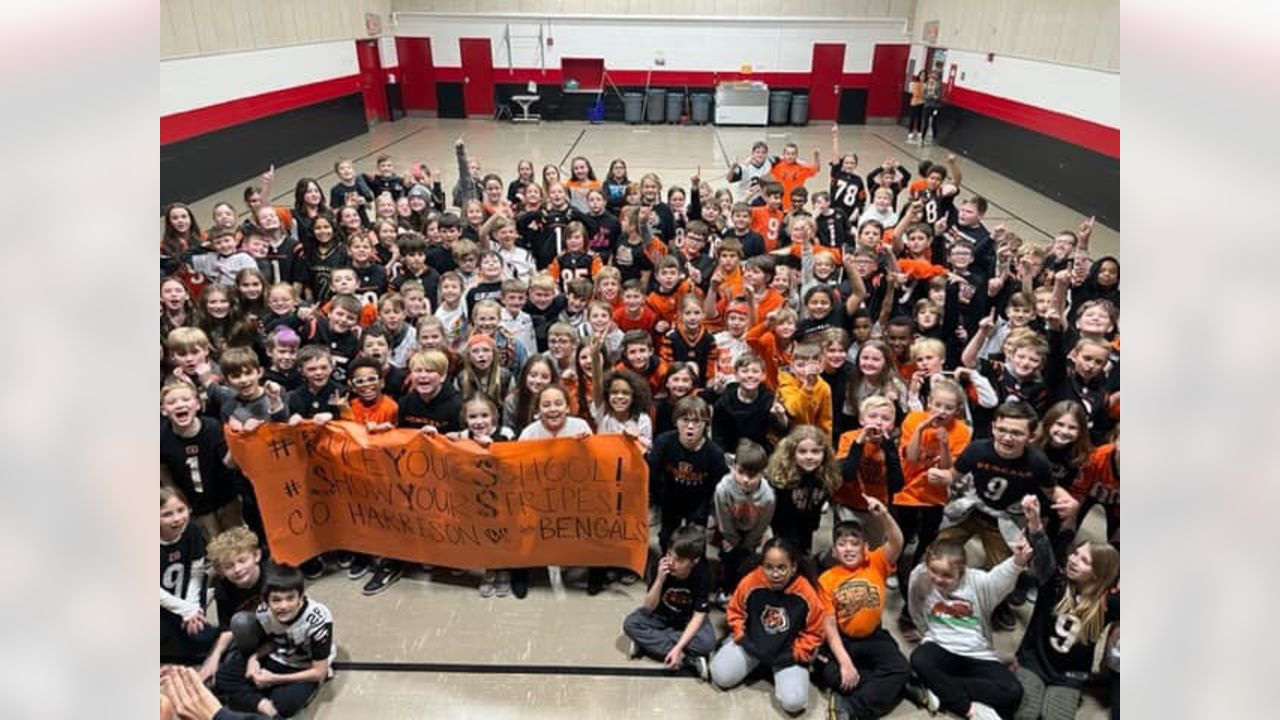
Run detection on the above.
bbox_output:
[484,527,509,544]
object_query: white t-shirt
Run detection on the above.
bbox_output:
[517,417,593,440]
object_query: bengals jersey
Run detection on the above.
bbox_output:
[160,521,205,611]
[835,431,904,509]
[160,417,237,516]
[750,206,785,253]
[352,262,388,307]
[829,165,867,218]
[255,597,336,671]
[770,161,817,211]
[547,251,601,292]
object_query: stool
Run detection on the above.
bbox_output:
[511,94,541,122]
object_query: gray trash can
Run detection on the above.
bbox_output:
[665,91,685,124]
[690,93,712,124]
[623,93,644,124]
[646,88,667,123]
[768,90,792,125]
[790,93,810,126]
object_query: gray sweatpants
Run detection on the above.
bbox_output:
[623,608,717,660]
[709,639,812,713]
[1014,667,1082,720]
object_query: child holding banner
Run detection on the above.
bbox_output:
[448,395,516,598]
[511,384,593,598]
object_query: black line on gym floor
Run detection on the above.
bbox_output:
[265,122,439,207]
[558,128,588,170]
[332,660,699,678]
[869,131,1054,241]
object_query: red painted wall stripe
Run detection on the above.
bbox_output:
[948,86,1119,159]
[161,75,361,145]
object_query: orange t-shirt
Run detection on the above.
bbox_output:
[834,429,890,509]
[893,410,971,507]
[343,394,399,425]
[818,548,893,639]
[770,161,818,211]
[751,206,785,252]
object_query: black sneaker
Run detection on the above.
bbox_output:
[300,558,325,580]
[362,562,403,595]
[993,602,1017,631]
[902,680,941,713]
[587,569,605,596]
[619,571,640,586]
[1008,584,1028,608]
[334,552,354,569]
[511,571,528,599]
[348,554,372,580]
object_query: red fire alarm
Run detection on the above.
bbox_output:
[987,52,994,62]
[547,36,554,47]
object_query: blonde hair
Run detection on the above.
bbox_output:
[408,349,449,373]
[206,527,260,571]
[910,337,945,361]
[529,272,557,292]
[1053,541,1119,645]
[161,379,199,403]
[859,394,896,418]
[767,425,841,494]
[166,326,210,353]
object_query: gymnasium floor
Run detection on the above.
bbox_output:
[190,119,1116,719]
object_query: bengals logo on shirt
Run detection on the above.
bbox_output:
[834,579,881,619]
[661,587,692,614]
[761,605,790,634]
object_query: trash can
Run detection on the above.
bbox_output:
[646,88,667,123]
[690,93,712,124]
[768,90,792,125]
[665,91,685,124]
[623,93,644,124]
[789,93,810,126]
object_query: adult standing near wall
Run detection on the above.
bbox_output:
[921,71,943,146]
[907,71,927,144]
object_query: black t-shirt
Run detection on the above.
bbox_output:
[524,296,567,354]
[287,380,344,419]
[213,562,266,631]
[647,432,727,512]
[160,522,206,607]
[581,211,622,262]
[954,440,1054,514]
[352,262,388,306]
[300,242,350,303]
[465,280,505,315]
[392,265,441,308]
[612,236,656,283]
[309,323,360,383]
[397,384,463,432]
[1043,443,1082,491]
[160,419,237,515]
[367,173,406,199]
[263,235,304,287]
[651,558,711,627]
[711,386,778,455]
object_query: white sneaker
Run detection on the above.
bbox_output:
[886,575,900,590]
[694,655,710,681]
[969,701,1001,720]
[493,570,512,597]
[479,570,497,598]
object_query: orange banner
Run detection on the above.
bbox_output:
[225,423,651,574]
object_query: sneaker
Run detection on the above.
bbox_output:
[969,701,1001,720]
[300,558,325,580]
[362,562,404,595]
[511,572,528,599]
[1008,583,1028,608]
[347,554,372,580]
[479,570,497,598]
[619,571,640,586]
[902,680,940,714]
[886,575,900,590]
[993,603,1017,631]
[898,613,922,644]
[493,571,512,597]
[829,691,852,720]
[334,552,354,569]
[711,590,730,607]
[693,655,709,681]
[627,640,642,659]
[587,571,605,596]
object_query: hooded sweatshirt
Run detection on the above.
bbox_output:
[713,472,776,551]
[727,567,826,670]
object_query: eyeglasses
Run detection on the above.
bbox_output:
[350,376,380,386]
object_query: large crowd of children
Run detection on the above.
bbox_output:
[161,127,1119,719]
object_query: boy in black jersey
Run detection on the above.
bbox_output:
[202,526,266,679]
[286,345,344,425]
[303,295,361,383]
[160,381,241,539]
[160,487,218,670]
[811,191,849,251]
[918,165,960,229]
[464,250,506,314]
[623,525,716,678]
[583,188,621,262]
[365,153,407,199]
[727,203,766,259]
[938,400,1054,629]
[216,564,335,718]
[524,273,567,353]
[348,234,388,303]
[648,397,728,552]
[829,124,867,219]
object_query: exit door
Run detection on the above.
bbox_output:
[355,39,388,123]
[808,43,845,122]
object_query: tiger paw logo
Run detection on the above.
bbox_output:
[760,605,790,635]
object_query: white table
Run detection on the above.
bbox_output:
[714,82,768,126]
[511,94,541,122]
